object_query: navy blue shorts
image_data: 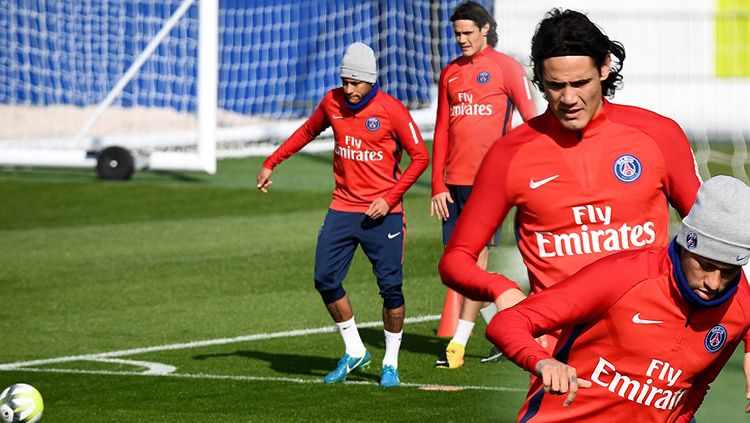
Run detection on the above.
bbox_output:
[314,209,405,309]
[442,185,502,246]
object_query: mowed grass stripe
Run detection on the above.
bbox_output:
[5,367,526,393]
[0,315,441,370]
[1,156,747,421]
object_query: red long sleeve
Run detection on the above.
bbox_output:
[263,88,427,213]
[431,47,538,196]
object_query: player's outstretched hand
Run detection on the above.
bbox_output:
[366,198,390,219]
[256,166,273,193]
[535,358,592,407]
[430,192,454,221]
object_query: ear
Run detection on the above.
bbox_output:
[481,23,490,37]
[599,55,612,81]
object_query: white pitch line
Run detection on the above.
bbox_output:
[0,314,441,370]
[93,358,177,375]
[6,367,527,393]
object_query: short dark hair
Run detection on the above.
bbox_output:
[450,1,498,47]
[530,9,626,98]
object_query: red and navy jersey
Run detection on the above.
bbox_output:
[264,88,429,213]
[439,100,701,301]
[432,46,537,195]
[489,246,750,422]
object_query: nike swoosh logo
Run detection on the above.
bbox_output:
[738,255,749,262]
[448,77,459,83]
[632,313,663,325]
[388,232,401,239]
[332,115,343,120]
[529,175,560,189]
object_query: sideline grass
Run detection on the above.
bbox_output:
[0,153,747,421]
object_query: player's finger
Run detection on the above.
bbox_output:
[562,374,579,406]
[542,371,552,393]
[438,199,450,220]
[577,378,592,388]
[563,387,577,407]
[432,200,444,220]
[551,372,565,394]
[258,180,272,193]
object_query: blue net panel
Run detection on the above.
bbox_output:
[0,0,492,119]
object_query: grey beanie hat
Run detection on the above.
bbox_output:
[340,42,377,84]
[676,175,750,266]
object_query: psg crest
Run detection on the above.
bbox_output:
[366,116,380,131]
[613,154,642,183]
[477,71,490,85]
[686,231,698,250]
[704,325,727,353]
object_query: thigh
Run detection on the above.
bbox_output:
[442,185,502,247]
[358,213,405,284]
[442,185,471,245]
[314,210,359,284]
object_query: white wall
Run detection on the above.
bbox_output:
[494,0,749,137]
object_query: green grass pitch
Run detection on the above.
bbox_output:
[0,150,747,421]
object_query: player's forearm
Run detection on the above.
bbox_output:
[430,132,449,196]
[383,154,428,208]
[381,130,429,206]
[487,307,551,373]
[265,114,325,168]
[438,248,520,302]
[431,92,450,196]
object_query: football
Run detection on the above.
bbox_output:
[0,384,43,423]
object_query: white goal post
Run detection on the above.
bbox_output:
[0,0,217,178]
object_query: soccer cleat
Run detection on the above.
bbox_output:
[434,340,465,369]
[480,345,504,364]
[380,365,400,387]
[323,351,371,383]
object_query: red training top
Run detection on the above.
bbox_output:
[439,100,701,301]
[489,246,750,422]
[264,88,429,213]
[432,46,537,195]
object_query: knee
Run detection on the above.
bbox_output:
[315,274,346,305]
[381,285,404,309]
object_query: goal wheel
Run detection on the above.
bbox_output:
[96,146,135,180]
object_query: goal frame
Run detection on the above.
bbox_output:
[0,0,218,177]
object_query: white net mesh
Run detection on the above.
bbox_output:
[0,0,747,181]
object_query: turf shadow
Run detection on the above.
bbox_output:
[358,327,495,360]
[357,327,448,356]
[192,349,380,383]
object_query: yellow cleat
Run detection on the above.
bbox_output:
[434,341,465,369]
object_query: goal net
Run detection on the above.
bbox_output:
[0,0,747,183]
[0,0,447,175]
